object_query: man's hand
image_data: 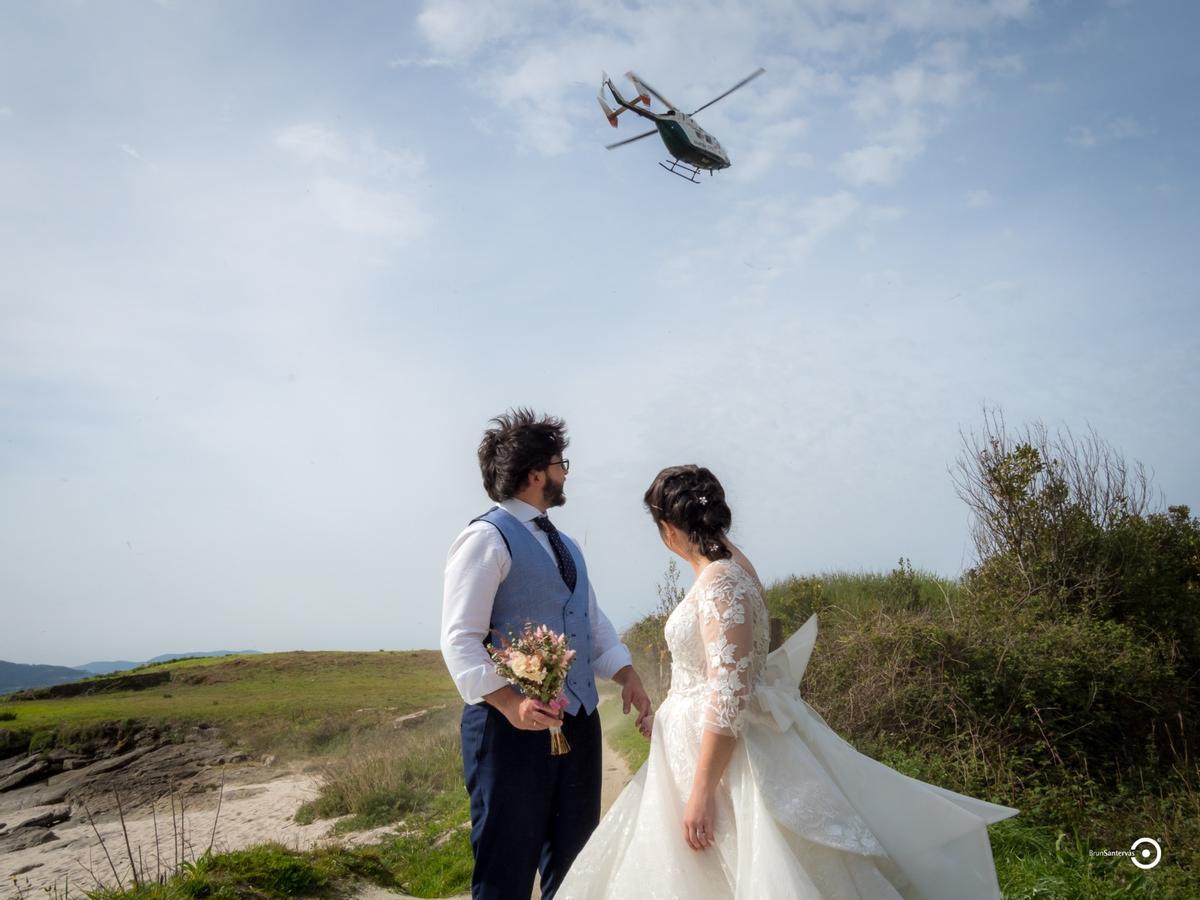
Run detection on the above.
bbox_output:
[613,666,653,732]
[484,688,563,731]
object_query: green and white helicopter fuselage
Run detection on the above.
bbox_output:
[598,69,764,182]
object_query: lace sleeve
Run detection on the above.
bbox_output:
[697,563,755,737]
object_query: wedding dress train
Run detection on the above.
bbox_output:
[558,559,1018,899]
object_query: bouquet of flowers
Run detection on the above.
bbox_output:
[489,623,577,754]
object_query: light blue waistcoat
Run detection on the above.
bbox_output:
[474,506,599,716]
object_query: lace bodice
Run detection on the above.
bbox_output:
[664,558,771,737]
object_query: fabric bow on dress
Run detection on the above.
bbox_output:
[744,614,1020,900]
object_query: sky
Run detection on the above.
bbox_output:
[1,0,1197,667]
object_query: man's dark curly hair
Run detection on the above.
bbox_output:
[478,408,569,502]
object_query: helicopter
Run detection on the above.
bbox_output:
[598,68,765,183]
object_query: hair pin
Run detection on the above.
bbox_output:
[698,495,708,505]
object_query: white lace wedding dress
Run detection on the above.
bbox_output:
[558,558,1018,899]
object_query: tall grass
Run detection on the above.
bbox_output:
[295,710,465,831]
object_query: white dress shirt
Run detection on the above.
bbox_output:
[441,497,634,705]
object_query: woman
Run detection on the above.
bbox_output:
[558,465,1018,899]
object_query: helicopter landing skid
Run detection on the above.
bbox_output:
[659,158,704,183]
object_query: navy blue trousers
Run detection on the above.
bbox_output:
[461,702,602,900]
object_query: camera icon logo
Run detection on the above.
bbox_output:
[1131,837,1162,870]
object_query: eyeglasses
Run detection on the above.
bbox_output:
[549,459,570,474]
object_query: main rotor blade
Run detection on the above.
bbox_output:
[689,67,766,115]
[625,71,676,111]
[606,128,657,150]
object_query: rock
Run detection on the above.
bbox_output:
[0,753,46,782]
[392,709,429,729]
[46,745,153,787]
[61,757,91,771]
[0,759,53,792]
[0,826,59,853]
[432,821,469,848]
[261,754,276,767]
[9,805,70,830]
[10,863,44,876]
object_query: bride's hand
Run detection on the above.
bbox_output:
[637,712,653,738]
[682,789,716,851]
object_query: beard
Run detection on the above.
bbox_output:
[543,476,566,508]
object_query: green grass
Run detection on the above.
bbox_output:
[295,710,467,833]
[0,650,459,760]
[598,692,650,773]
[67,841,397,900]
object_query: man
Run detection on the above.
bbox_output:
[442,408,652,900]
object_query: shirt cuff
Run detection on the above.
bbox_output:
[456,666,512,705]
[592,642,634,681]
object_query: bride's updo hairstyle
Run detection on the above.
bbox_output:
[643,465,732,561]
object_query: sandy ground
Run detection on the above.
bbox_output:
[3,731,635,899]
[2,762,402,895]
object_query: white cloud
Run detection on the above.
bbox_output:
[1031,80,1066,95]
[1067,116,1146,149]
[119,143,150,164]
[276,123,349,164]
[311,178,427,241]
[866,205,906,223]
[983,54,1024,76]
[726,117,809,182]
[1066,125,1097,148]
[835,40,978,187]
[966,188,994,208]
[386,56,453,69]
[275,123,428,242]
[835,143,916,186]
[416,0,538,59]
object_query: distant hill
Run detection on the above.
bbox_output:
[76,651,262,675]
[0,660,91,694]
[144,650,262,665]
[7,652,264,688]
[75,660,143,675]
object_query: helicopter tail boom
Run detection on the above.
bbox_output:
[599,73,657,126]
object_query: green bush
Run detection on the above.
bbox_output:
[955,412,1200,679]
[954,595,1186,778]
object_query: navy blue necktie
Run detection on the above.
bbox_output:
[533,515,577,594]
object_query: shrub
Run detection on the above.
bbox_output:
[954,409,1200,677]
[942,409,1199,782]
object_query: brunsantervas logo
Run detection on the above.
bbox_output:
[1088,837,1162,869]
